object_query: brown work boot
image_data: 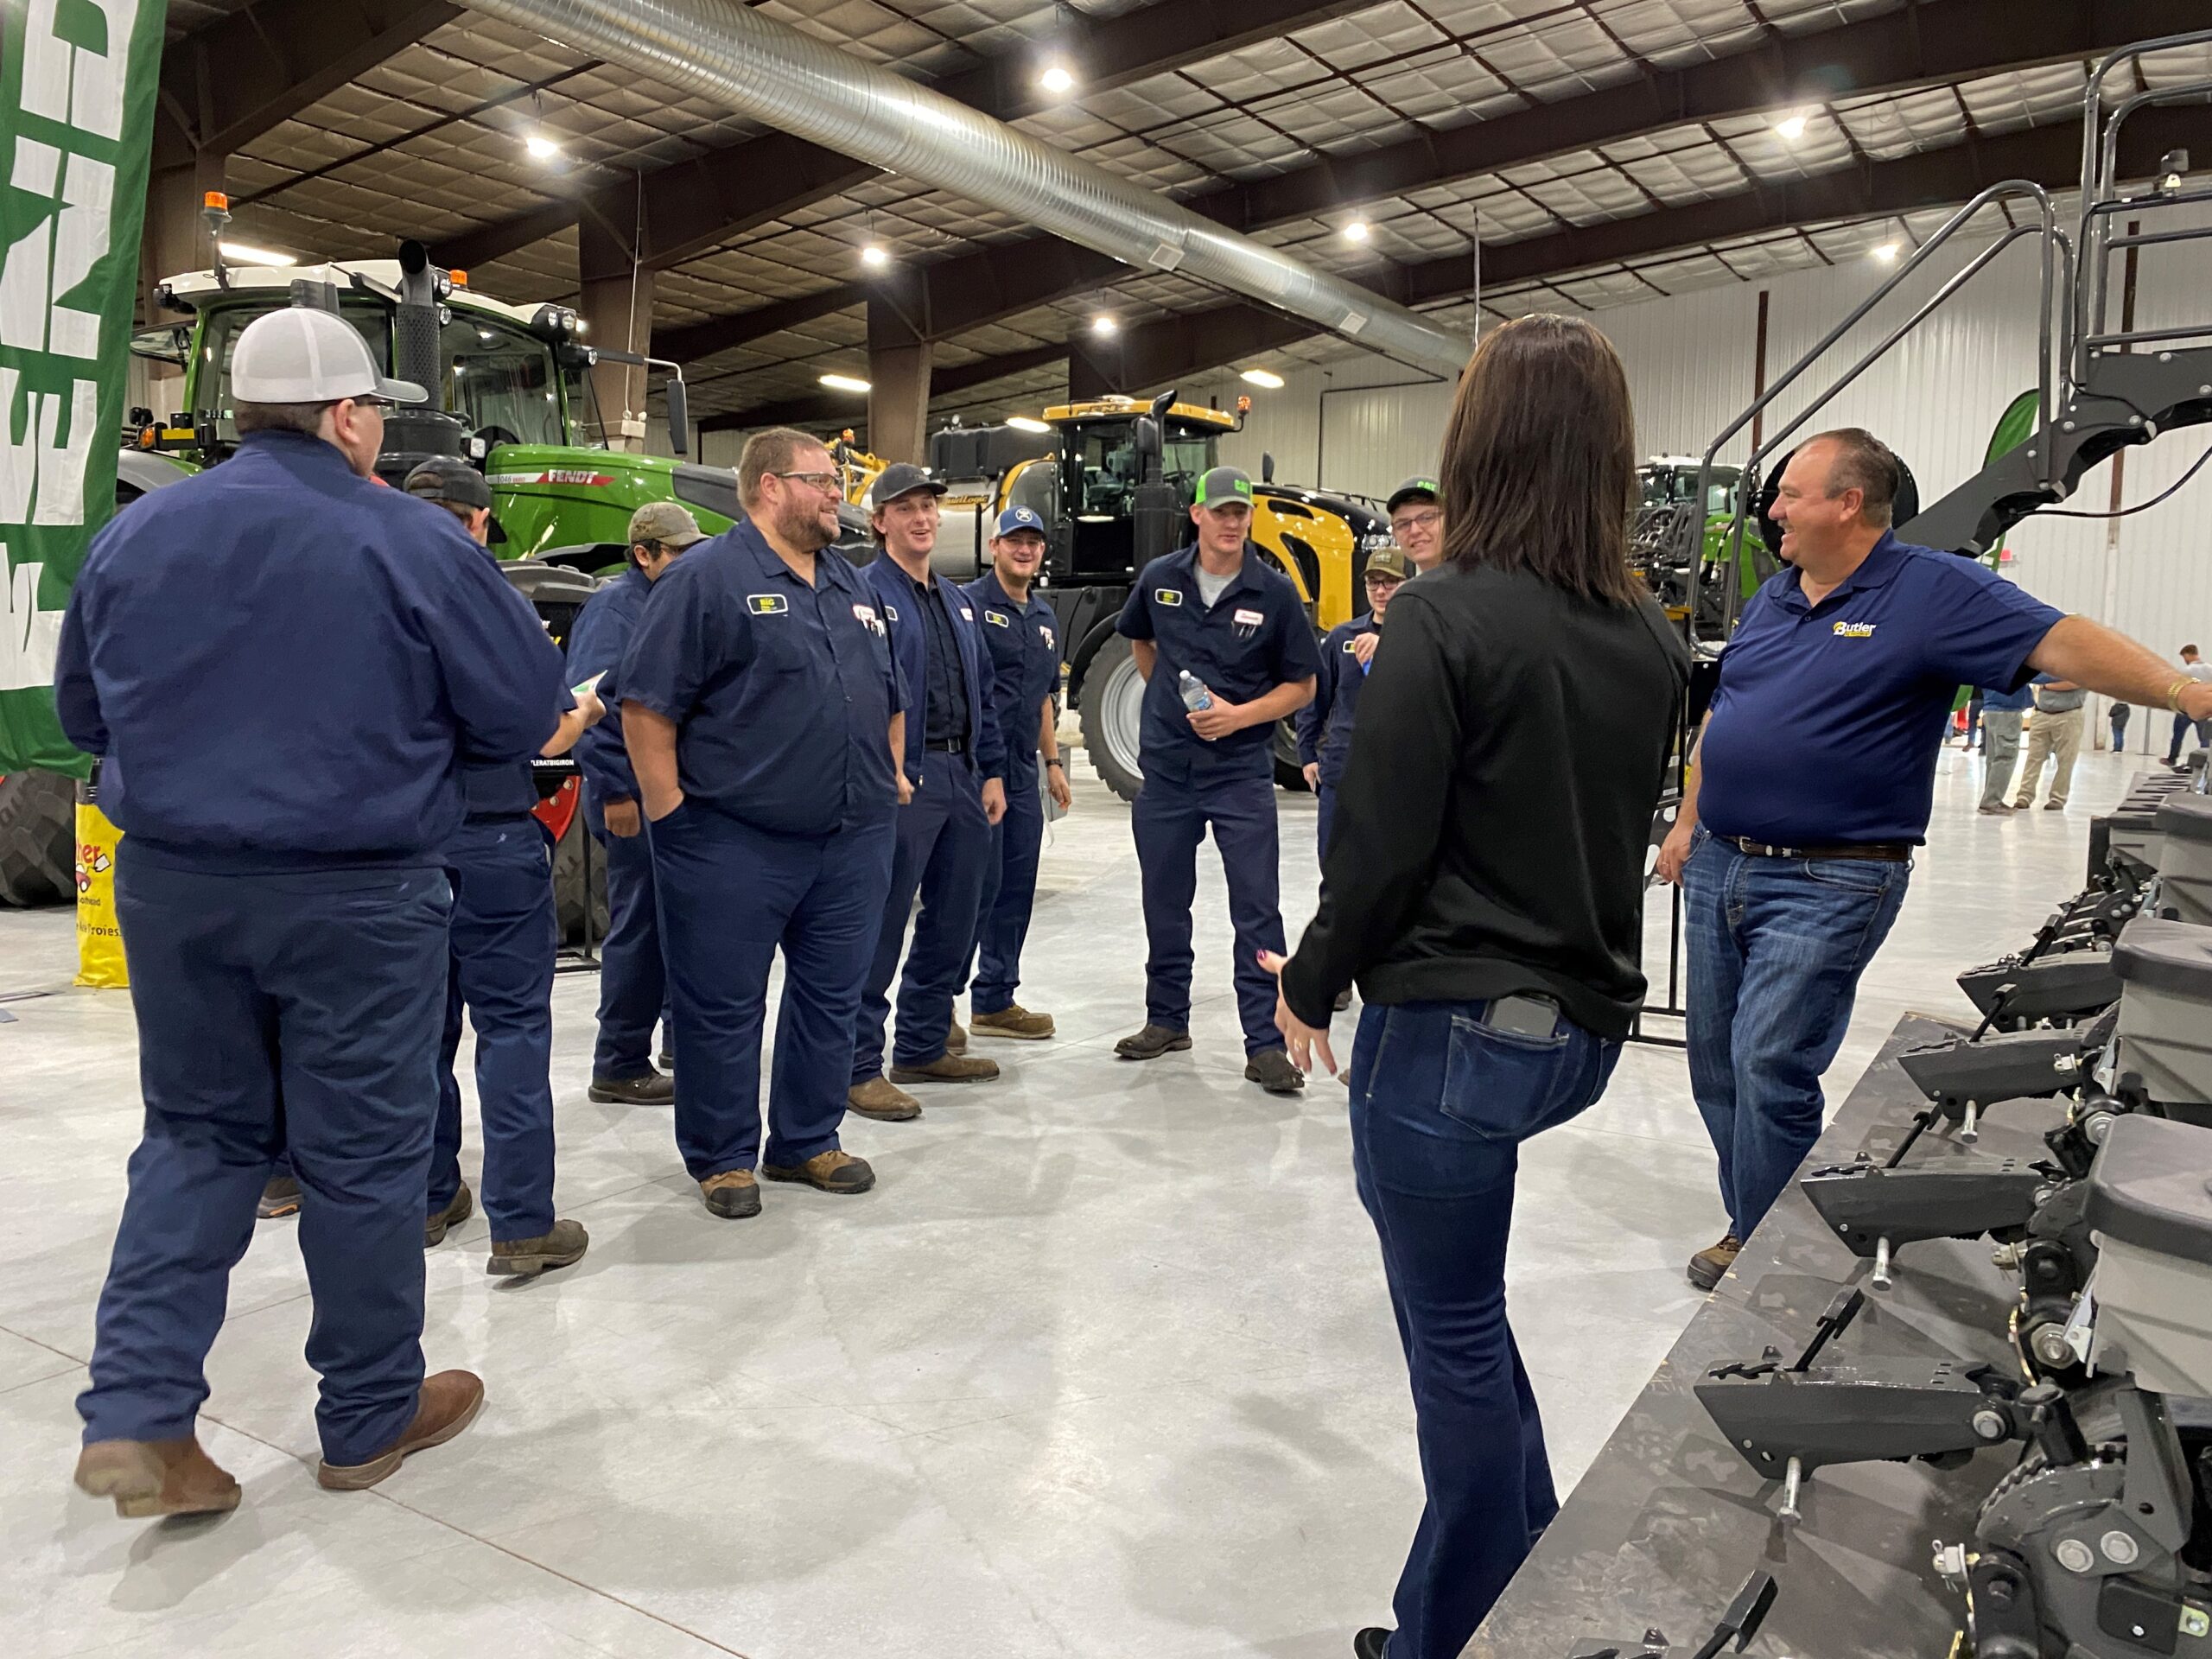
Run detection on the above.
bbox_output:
[946,1017,969,1055]
[1245,1047,1306,1095]
[1687,1233,1742,1291]
[848,1076,921,1122]
[698,1169,761,1219]
[889,1052,1001,1084]
[316,1370,485,1491]
[424,1180,473,1247]
[1116,1022,1192,1060]
[970,1004,1055,1040]
[74,1436,240,1519]
[760,1149,876,1194]
[588,1070,673,1105]
[486,1218,588,1279]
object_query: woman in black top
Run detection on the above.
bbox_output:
[1264,315,1689,1659]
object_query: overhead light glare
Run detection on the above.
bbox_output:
[860,244,890,270]
[1007,415,1052,433]
[1343,219,1370,244]
[1240,368,1285,390]
[1872,240,1902,263]
[1090,314,1118,337]
[219,242,295,266]
[1774,113,1808,142]
[819,372,873,393]
[525,133,562,161]
[1040,62,1075,94]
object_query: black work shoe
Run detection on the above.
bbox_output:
[657,1048,676,1073]
[257,1174,302,1220]
[1687,1232,1742,1291]
[1115,1023,1192,1061]
[699,1170,760,1219]
[760,1149,875,1195]
[1245,1047,1306,1094]
[1353,1630,1392,1659]
[425,1182,474,1247]
[589,1070,674,1105]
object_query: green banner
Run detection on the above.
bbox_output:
[1,0,164,779]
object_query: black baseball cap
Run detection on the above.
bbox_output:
[1387,476,1440,513]
[404,456,492,511]
[868,461,948,507]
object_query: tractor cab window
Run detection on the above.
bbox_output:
[1071,421,1219,516]
[200,303,391,443]
[1159,425,1217,496]
[559,353,608,449]
[442,312,566,448]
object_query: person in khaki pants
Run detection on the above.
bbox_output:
[2014,675,2088,809]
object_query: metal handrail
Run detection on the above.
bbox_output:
[2074,73,2212,383]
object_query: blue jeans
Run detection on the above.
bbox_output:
[1681,829,1909,1238]
[1350,999,1621,1659]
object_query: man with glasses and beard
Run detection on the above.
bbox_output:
[615,429,912,1220]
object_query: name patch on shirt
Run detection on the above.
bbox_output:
[1832,620,1877,639]
[1232,607,1264,627]
[852,602,887,638]
[1039,626,1055,650]
[747,594,789,615]
[1154,587,1183,607]
[985,609,1010,628]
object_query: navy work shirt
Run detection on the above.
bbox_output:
[615,520,905,837]
[54,429,564,868]
[1295,612,1376,788]
[1116,543,1323,782]
[568,563,653,804]
[962,569,1060,779]
[910,572,971,747]
[1698,532,2064,846]
[861,555,1004,790]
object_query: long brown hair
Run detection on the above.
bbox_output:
[1436,314,1639,606]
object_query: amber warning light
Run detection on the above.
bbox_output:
[203,192,228,212]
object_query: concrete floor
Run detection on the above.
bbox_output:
[0,743,2136,1659]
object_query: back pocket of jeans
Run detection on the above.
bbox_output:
[1439,1014,1580,1143]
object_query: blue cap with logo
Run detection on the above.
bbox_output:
[994,505,1047,538]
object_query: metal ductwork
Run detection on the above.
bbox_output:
[450,0,1477,379]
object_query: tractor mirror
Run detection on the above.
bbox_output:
[1262,451,1276,484]
[1133,413,1163,484]
[664,377,690,457]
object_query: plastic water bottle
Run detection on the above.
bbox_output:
[1178,671,1213,711]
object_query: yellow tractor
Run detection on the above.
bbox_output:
[832,391,1391,798]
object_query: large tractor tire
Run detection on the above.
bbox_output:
[545,790,609,947]
[1077,632,1146,803]
[0,770,78,907]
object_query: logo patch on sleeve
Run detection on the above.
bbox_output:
[747,594,789,615]
[1154,587,1183,607]
[985,609,1010,628]
[1341,637,1360,653]
[1831,620,1877,639]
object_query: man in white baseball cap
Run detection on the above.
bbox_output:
[226,305,429,476]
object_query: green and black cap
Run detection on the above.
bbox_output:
[1387,475,1440,513]
[1194,466,1254,508]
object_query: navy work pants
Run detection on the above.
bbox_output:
[428,817,558,1243]
[1315,779,1339,868]
[963,763,1044,1015]
[1131,766,1285,1054]
[1350,999,1621,1659]
[653,800,894,1178]
[855,751,990,1077]
[79,848,449,1467]
[586,792,669,1078]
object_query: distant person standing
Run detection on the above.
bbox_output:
[57,308,563,1514]
[1976,678,2031,814]
[2168,645,2212,768]
[2013,674,2087,810]
[2110,699,2131,753]
[1298,546,1412,860]
[565,502,708,1104]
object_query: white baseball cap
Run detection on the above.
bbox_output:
[230,308,428,405]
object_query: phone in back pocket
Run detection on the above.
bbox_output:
[1484,995,1560,1040]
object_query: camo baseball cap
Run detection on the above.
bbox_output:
[627,501,707,550]
[1194,466,1254,508]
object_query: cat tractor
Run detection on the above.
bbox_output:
[832,391,1391,801]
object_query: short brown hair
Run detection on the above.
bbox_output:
[738,427,829,509]
[233,399,334,438]
[1808,428,1902,527]
[2185,644,2202,658]
[1436,314,1638,606]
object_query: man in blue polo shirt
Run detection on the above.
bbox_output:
[1657,428,2212,1290]
[1115,466,1321,1094]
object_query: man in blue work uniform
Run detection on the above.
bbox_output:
[566,501,707,1104]
[1656,428,2212,1290]
[58,308,564,1516]
[957,506,1073,1042]
[847,464,1007,1122]
[404,459,601,1280]
[618,429,909,1219]
[1115,466,1321,1095]
[1297,544,1411,862]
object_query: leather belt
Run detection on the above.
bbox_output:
[925,737,968,754]
[1726,836,1912,863]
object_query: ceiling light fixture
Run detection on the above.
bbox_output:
[1040,62,1075,94]
[1774,113,1808,142]
[819,372,872,393]
[219,241,295,266]
[860,243,890,270]
[525,133,562,161]
[1007,415,1052,434]
[1090,314,1118,337]
[1343,219,1370,244]
[1872,240,1902,263]
[1240,368,1285,389]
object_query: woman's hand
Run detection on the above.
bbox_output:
[1258,950,1337,1077]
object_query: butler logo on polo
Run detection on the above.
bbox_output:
[748,594,789,615]
[1833,620,1877,639]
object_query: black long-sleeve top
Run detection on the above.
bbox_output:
[1281,563,1690,1040]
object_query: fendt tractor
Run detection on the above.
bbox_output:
[833,392,1393,800]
